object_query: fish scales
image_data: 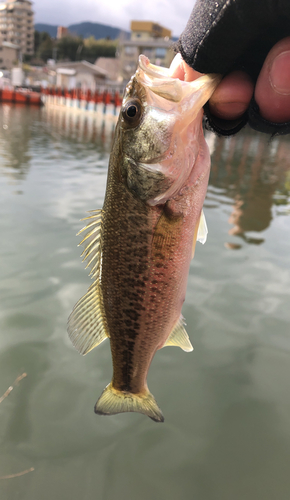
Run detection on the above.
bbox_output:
[102,179,192,395]
[68,55,221,422]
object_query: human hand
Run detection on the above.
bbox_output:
[170,37,290,124]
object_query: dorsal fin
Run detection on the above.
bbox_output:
[67,209,109,355]
[68,282,109,355]
[163,316,193,352]
[78,209,103,278]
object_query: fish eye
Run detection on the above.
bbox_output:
[122,99,142,127]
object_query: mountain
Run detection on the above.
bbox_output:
[34,22,130,40]
[68,22,129,40]
[34,24,58,37]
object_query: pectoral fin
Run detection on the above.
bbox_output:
[163,316,193,352]
[192,209,208,258]
[197,210,208,244]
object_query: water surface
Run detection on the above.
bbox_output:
[0,104,290,500]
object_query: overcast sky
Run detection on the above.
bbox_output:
[28,0,195,38]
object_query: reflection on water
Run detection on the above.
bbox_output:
[206,130,290,246]
[0,104,33,181]
[0,104,115,183]
[43,106,116,149]
[0,105,290,500]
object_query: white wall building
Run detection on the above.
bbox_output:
[55,61,108,90]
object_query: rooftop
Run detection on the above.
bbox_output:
[120,39,173,48]
[130,21,171,38]
[1,41,20,49]
[55,60,108,78]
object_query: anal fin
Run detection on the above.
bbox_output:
[163,315,193,352]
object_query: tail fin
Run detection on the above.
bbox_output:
[94,382,164,423]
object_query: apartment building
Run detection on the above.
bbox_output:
[118,21,174,81]
[0,0,34,56]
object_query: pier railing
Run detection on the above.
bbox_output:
[41,87,123,116]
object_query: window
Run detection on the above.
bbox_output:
[155,47,166,58]
[125,46,138,56]
[142,49,152,58]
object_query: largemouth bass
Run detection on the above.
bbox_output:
[68,56,220,422]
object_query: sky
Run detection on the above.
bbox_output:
[28,0,195,38]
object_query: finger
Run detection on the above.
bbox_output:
[169,57,254,122]
[208,71,254,120]
[255,37,290,123]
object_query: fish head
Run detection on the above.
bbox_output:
[119,55,221,205]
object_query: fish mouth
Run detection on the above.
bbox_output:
[137,54,221,106]
[137,55,184,103]
[138,55,170,79]
[127,57,221,206]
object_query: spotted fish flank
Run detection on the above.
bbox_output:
[68,56,220,422]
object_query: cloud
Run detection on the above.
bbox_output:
[33,0,195,37]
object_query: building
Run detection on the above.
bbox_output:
[55,60,108,90]
[0,40,20,69]
[118,21,174,81]
[0,0,34,56]
[130,21,171,40]
[57,26,69,40]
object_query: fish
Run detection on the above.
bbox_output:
[68,55,220,423]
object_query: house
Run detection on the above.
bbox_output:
[55,60,108,90]
[0,41,20,69]
[94,57,121,82]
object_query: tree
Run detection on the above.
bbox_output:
[34,30,40,54]
[33,32,118,63]
[56,36,83,61]
[82,38,117,62]
[35,32,54,61]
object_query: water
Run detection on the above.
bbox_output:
[0,104,290,500]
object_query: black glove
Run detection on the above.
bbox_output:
[178,0,290,135]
